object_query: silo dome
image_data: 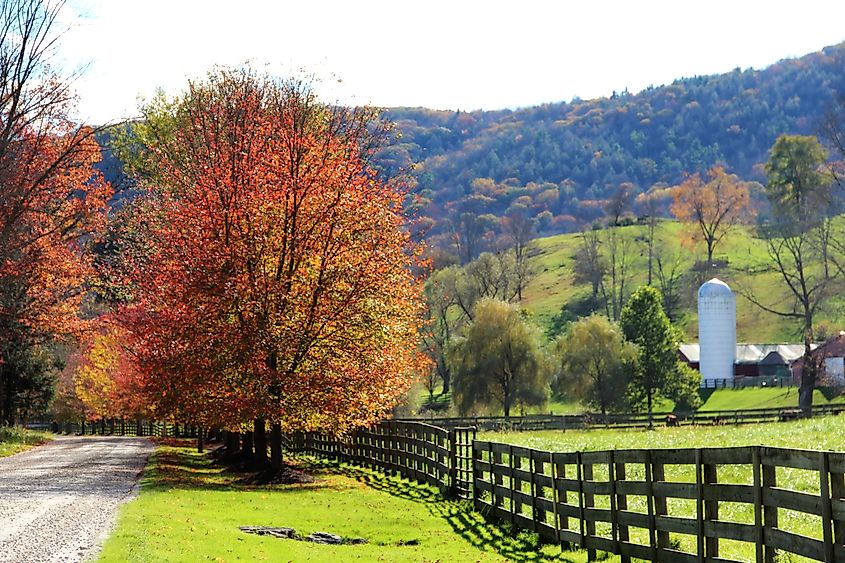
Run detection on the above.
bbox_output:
[698,278,736,384]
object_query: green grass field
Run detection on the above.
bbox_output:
[477,412,844,452]
[521,219,845,342]
[479,415,844,562]
[0,426,51,458]
[98,443,584,562]
[699,386,845,411]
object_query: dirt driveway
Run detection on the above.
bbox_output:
[0,435,154,563]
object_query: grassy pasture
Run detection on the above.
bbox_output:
[479,415,845,562]
[98,442,582,562]
[0,426,51,458]
[521,219,845,342]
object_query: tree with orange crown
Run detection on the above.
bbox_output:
[120,69,423,469]
[0,0,112,423]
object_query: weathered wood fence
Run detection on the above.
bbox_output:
[473,442,844,562]
[284,420,476,497]
[54,419,198,439]
[401,403,845,431]
[290,421,845,562]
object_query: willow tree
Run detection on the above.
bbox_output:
[449,298,551,417]
[556,314,637,415]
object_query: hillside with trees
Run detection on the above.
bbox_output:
[379,43,845,264]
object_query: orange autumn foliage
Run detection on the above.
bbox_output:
[669,166,755,262]
[121,70,423,434]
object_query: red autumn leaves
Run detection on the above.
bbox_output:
[116,71,422,435]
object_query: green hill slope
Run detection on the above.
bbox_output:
[520,219,845,342]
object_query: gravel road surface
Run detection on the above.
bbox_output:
[0,435,154,563]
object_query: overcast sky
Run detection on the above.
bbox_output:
[59,0,845,124]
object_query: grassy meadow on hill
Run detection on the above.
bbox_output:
[519,218,845,342]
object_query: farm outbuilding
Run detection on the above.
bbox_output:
[679,343,811,385]
[791,333,845,387]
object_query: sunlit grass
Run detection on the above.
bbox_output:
[98,443,586,562]
[0,426,51,457]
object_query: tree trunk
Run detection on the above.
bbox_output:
[241,431,254,457]
[799,348,815,416]
[226,431,240,454]
[647,391,654,429]
[197,427,204,453]
[270,423,283,470]
[798,314,815,415]
[253,419,268,467]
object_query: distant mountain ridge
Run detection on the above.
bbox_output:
[377,42,845,262]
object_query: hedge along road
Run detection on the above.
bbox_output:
[0,435,154,563]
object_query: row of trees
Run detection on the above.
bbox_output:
[443,286,698,423]
[0,1,423,472]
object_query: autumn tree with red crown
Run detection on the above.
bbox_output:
[0,0,112,423]
[119,69,423,469]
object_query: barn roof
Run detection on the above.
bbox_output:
[679,343,813,365]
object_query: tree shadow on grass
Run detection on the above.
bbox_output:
[303,458,584,563]
[142,447,338,494]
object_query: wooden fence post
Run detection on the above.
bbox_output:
[448,428,457,497]
[493,443,504,512]
[582,454,596,561]
[512,447,521,526]
[613,452,630,563]
[555,453,571,548]
[472,442,482,509]
[820,452,834,563]
[831,458,845,550]
[652,454,669,554]
[532,451,543,533]
[703,455,719,558]
[752,447,764,563]
[762,452,778,563]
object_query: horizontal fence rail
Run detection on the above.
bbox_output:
[472,442,845,562]
[283,421,476,498]
[399,403,845,431]
[290,420,845,562]
[50,419,198,439]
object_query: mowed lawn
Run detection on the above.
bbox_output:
[98,443,583,563]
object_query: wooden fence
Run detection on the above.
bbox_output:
[401,403,845,431]
[284,420,476,497]
[473,441,845,562]
[54,419,198,439]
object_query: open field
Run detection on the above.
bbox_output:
[699,386,845,411]
[409,387,845,420]
[0,426,51,458]
[98,442,583,562]
[478,413,844,452]
[478,415,844,562]
[522,219,845,342]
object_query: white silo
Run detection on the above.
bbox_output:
[698,278,736,384]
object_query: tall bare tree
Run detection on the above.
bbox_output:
[746,135,840,414]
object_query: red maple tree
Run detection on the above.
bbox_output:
[120,70,423,467]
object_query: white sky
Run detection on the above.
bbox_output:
[58,0,845,124]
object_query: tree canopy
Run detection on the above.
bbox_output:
[449,298,552,417]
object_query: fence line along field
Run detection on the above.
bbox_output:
[288,415,845,563]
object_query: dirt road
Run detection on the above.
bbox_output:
[0,435,154,563]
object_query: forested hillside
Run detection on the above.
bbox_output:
[378,43,845,263]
